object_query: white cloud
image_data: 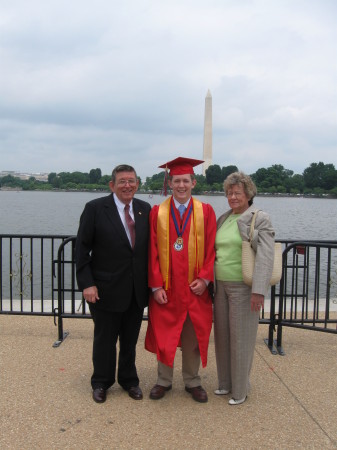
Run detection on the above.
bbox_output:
[0,0,336,180]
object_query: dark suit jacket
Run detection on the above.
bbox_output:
[75,194,151,312]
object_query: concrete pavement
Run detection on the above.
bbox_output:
[0,315,336,449]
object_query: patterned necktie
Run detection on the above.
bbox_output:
[124,204,135,248]
[178,204,186,219]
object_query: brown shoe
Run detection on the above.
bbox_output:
[128,386,143,400]
[185,386,208,403]
[92,388,106,403]
[149,384,172,400]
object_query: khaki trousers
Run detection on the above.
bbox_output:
[157,314,201,388]
[214,281,259,400]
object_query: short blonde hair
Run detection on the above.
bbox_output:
[223,171,257,205]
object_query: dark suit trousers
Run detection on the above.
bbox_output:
[89,296,143,390]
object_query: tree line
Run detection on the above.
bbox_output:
[1,162,337,196]
[144,162,337,196]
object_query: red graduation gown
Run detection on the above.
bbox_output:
[145,198,216,368]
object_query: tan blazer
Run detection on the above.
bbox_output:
[216,205,275,296]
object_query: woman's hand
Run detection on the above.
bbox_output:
[251,293,264,312]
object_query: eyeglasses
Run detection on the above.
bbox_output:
[227,191,244,198]
[117,179,137,186]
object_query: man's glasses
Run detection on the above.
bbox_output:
[117,179,137,186]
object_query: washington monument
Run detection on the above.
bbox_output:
[202,89,212,176]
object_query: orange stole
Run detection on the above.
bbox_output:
[157,197,205,290]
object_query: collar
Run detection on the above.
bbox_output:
[113,193,134,214]
[172,196,191,210]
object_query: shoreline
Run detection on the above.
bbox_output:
[1,188,336,199]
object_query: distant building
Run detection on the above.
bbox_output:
[0,171,49,182]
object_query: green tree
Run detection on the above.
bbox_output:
[329,186,337,197]
[1,175,16,187]
[58,171,89,185]
[193,174,207,194]
[89,168,102,184]
[205,164,222,185]
[210,182,223,192]
[143,172,166,191]
[65,182,78,190]
[99,175,111,185]
[222,165,238,180]
[48,172,57,184]
[285,174,304,193]
[252,165,293,191]
[52,176,62,188]
[252,168,268,186]
[303,162,337,190]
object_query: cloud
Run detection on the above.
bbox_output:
[0,0,336,180]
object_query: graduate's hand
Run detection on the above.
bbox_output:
[83,286,100,303]
[153,288,168,304]
[190,278,207,296]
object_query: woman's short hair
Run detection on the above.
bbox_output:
[223,171,257,205]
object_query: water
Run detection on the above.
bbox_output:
[1,190,336,240]
[1,190,336,308]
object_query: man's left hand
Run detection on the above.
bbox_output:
[190,278,207,296]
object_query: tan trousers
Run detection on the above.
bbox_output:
[156,314,201,388]
[214,281,259,400]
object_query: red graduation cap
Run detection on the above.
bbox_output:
[159,157,204,176]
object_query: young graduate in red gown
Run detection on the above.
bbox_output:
[145,157,216,403]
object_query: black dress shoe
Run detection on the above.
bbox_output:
[128,386,143,400]
[92,388,106,403]
[149,384,172,400]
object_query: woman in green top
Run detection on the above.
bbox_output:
[213,172,275,405]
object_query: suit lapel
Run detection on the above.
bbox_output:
[104,194,130,245]
[133,199,147,248]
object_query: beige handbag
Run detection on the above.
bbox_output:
[241,210,282,286]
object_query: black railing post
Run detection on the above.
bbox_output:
[52,238,71,347]
[275,248,287,355]
[264,284,278,354]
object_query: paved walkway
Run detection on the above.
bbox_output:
[1,315,336,449]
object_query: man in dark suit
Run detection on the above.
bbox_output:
[76,164,151,403]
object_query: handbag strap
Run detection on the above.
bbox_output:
[249,210,260,242]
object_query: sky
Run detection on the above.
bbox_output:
[1,0,336,180]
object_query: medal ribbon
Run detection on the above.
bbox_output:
[171,201,193,239]
[156,197,205,289]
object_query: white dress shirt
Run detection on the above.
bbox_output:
[113,193,134,246]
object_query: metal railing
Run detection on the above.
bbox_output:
[272,241,337,354]
[0,234,71,318]
[54,236,85,346]
[1,235,336,351]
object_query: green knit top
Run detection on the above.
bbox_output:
[215,214,243,281]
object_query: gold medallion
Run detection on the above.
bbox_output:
[173,237,184,251]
